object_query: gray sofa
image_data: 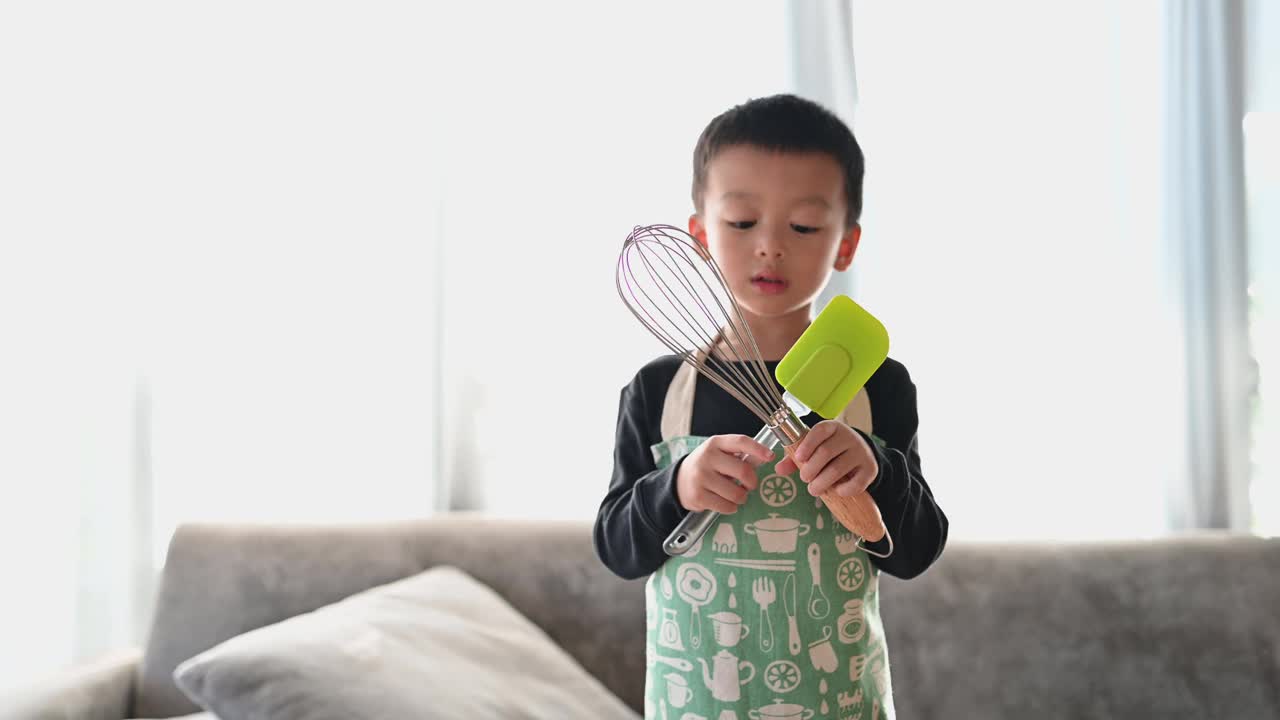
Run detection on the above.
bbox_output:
[4,514,1278,719]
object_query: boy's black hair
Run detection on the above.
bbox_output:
[691,93,865,229]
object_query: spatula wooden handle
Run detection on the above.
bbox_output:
[783,445,887,542]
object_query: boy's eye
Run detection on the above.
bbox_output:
[791,224,820,234]
[726,220,756,230]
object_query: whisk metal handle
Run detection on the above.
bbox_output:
[662,509,718,556]
[662,424,779,556]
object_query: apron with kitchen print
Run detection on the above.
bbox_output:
[643,361,894,720]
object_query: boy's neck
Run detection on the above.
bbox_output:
[742,305,812,361]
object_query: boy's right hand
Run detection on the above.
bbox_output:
[675,435,775,514]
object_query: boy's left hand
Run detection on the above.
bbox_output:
[774,420,879,497]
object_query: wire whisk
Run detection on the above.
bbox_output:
[616,223,892,558]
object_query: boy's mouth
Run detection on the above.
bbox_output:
[750,272,788,295]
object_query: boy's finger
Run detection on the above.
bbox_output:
[775,456,797,476]
[799,440,840,484]
[711,452,759,492]
[716,434,775,464]
[702,494,739,515]
[808,451,855,496]
[794,422,838,463]
[707,473,750,506]
[834,466,875,497]
[688,476,740,513]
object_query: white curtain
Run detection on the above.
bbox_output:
[0,1,446,690]
[1242,0,1280,536]
[784,0,861,310]
[432,1,795,520]
[848,1,1185,540]
[1163,0,1255,531]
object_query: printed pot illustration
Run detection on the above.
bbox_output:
[744,513,811,554]
[748,698,815,720]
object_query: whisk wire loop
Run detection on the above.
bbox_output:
[616,224,787,425]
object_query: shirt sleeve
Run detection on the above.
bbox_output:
[857,365,949,579]
[593,372,689,580]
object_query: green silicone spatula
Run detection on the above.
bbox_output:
[661,294,892,556]
[777,295,890,419]
[774,295,892,550]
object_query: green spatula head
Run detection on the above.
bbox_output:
[776,295,890,419]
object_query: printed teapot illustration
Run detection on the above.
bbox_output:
[699,649,756,703]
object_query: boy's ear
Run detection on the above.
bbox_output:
[688,214,708,247]
[834,223,862,271]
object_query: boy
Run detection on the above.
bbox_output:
[595,94,947,719]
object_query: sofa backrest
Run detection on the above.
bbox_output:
[136,516,1280,719]
[878,532,1280,718]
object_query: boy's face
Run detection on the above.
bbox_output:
[689,144,860,323]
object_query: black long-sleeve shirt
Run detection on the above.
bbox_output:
[593,354,948,581]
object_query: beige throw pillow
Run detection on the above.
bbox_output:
[173,565,638,720]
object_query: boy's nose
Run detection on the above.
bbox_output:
[756,243,784,259]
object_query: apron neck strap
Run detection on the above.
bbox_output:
[838,386,875,434]
[659,360,698,441]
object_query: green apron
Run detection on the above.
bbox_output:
[643,361,894,720]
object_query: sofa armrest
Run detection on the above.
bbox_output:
[0,649,141,720]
